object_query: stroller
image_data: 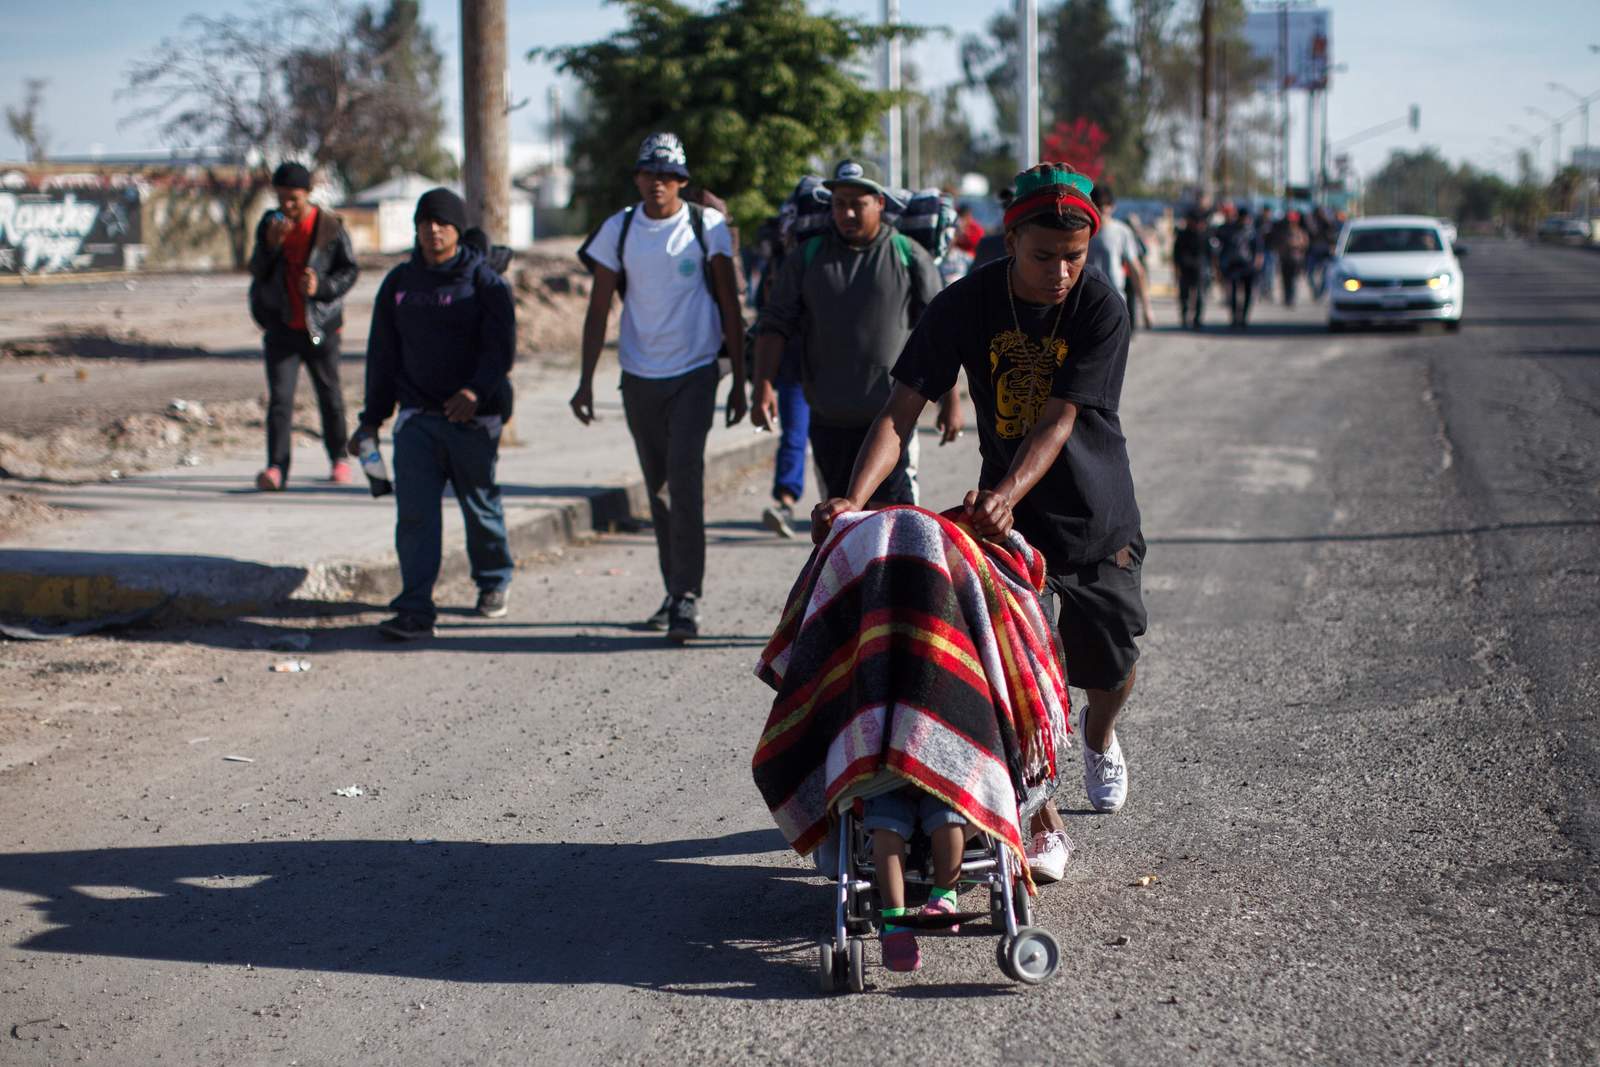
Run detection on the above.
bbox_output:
[750,505,1072,994]
[816,774,1064,993]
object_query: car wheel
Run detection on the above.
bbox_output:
[1328,321,1346,334]
[1444,319,1462,332]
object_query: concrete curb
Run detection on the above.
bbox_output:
[0,434,777,626]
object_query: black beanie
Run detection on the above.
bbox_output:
[271,162,312,190]
[414,187,467,233]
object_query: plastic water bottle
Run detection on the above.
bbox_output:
[355,432,392,497]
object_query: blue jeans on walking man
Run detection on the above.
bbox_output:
[391,413,514,624]
[772,347,810,503]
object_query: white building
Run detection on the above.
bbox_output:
[340,173,535,254]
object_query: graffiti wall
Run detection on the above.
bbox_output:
[0,174,146,274]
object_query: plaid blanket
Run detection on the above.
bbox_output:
[752,505,1070,871]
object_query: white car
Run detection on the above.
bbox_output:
[1327,215,1464,331]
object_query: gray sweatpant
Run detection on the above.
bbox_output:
[620,362,719,599]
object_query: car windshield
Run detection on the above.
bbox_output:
[1345,227,1443,255]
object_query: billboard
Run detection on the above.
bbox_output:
[0,181,143,274]
[1242,8,1331,91]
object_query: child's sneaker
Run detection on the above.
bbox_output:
[880,929,921,972]
[920,894,962,934]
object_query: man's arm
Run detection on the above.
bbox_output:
[351,274,399,451]
[316,226,360,302]
[709,253,746,426]
[246,213,280,282]
[965,397,1080,539]
[750,251,807,430]
[455,275,516,421]
[1122,251,1154,328]
[571,265,618,424]
[810,383,929,542]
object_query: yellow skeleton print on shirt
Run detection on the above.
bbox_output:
[989,329,1068,439]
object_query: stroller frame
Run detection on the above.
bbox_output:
[816,795,1063,993]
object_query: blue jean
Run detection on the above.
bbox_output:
[863,787,967,841]
[391,413,514,623]
[773,361,810,503]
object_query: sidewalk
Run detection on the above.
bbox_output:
[0,367,774,624]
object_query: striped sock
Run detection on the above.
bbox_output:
[928,886,959,908]
[883,906,909,933]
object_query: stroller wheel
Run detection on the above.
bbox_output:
[1005,927,1061,984]
[847,936,866,993]
[817,939,837,994]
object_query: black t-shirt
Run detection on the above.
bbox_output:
[891,257,1140,570]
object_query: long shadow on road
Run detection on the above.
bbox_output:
[0,831,822,999]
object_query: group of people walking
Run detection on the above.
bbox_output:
[245,139,1148,905]
[1171,201,1343,329]
[246,139,1150,982]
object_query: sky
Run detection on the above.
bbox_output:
[3,0,1598,187]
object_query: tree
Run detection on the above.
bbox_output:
[535,0,917,233]
[122,0,453,265]
[287,1,456,192]
[1043,0,1133,183]
[5,78,49,162]
[1042,118,1108,181]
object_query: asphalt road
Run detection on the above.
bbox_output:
[0,239,1595,1065]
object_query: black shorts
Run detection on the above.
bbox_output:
[808,422,915,505]
[1040,533,1147,691]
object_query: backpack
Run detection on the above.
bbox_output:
[1219,222,1255,274]
[885,187,958,264]
[780,175,833,250]
[576,202,714,300]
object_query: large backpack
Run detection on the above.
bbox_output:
[886,187,958,264]
[576,202,714,299]
[779,175,834,250]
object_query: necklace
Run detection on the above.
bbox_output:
[1006,258,1069,351]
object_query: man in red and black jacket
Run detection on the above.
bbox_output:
[246,161,360,491]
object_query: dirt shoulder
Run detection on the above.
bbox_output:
[0,237,612,496]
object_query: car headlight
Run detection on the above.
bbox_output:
[1427,273,1453,290]
[1341,277,1362,292]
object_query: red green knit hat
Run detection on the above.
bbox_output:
[1003,165,1101,236]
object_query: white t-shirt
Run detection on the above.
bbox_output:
[587,202,733,379]
[1087,216,1138,300]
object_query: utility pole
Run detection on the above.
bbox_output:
[461,0,510,243]
[1526,106,1561,178]
[1218,39,1230,197]
[1199,0,1214,203]
[1018,0,1039,169]
[1306,89,1317,205]
[1278,1,1290,206]
[907,100,922,189]
[1319,84,1330,204]
[882,0,903,188]
[1549,84,1595,222]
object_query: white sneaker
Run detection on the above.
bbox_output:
[1082,732,1129,812]
[1026,830,1073,884]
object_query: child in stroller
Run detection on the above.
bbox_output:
[863,786,969,971]
[753,504,1071,992]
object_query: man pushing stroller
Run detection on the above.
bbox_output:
[813,162,1148,870]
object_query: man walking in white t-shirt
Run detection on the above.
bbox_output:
[1086,184,1154,331]
[571,132,747,643]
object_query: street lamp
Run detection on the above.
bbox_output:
[1525,105,1562,173]
[1550,82,1596,221]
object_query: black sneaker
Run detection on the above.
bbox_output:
[666,595,700,644]
[761,503,797,539]
[645,596,673,631]
[476,587,509,618]
[378,614,436,641]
